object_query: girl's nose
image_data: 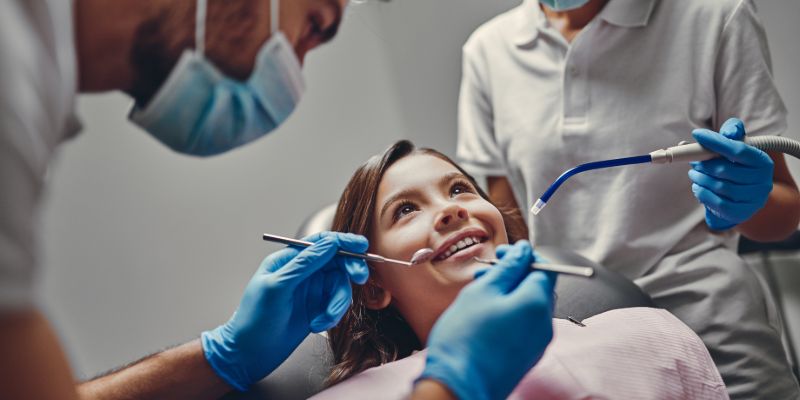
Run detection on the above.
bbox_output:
[435,204,468,230]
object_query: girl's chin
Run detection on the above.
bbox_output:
[437,261,487,282]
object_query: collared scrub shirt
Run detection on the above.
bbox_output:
[0,0,80,309]
[457,0,787,277]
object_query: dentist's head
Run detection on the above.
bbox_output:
[75,0,347,156]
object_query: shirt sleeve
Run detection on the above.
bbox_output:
[456,39,507,177]
[0,143,38,310]
[713,0,787,137]
[0,0,75,310]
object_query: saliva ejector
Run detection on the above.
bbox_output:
[531,135,800,216]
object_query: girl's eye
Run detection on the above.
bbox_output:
[451,180,475,197]
[393,201,417,221]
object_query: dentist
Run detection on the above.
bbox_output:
[0,1,556,399]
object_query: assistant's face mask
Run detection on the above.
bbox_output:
[130,0,305,156]
[539,0,591,11]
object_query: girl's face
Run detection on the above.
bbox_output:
[367,154,508,336]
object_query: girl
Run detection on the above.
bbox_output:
[314,140,727,399]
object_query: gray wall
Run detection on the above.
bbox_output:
[759,0,800,175]
[39,0,799,379]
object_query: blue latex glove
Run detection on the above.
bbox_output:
[419,241,557,400]
[202,231,369,391]
[689,118,774,230]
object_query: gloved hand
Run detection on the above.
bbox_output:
[689,117,774,231]
[202,231,369,391]
[419,241,557,400]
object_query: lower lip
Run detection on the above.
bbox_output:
[436,242,487,265]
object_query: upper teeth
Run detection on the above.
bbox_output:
[438,237,482,261]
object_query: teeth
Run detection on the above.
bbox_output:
[437,236,485,261]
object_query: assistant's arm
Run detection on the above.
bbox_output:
[737,151,800,241]
[699,0,800,240]
[690,120,800,241]
[487,176,524,213]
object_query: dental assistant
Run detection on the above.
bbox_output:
[0,1,556,399]
[457,0,800,398]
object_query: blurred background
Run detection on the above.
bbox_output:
[39,0,800,379]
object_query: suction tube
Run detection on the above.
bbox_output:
[530,155,652,215]
[531,135,800,216]
[649,135,800,164]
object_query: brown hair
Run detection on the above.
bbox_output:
[326,140,527,386]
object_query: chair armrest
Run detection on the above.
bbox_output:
[738,231,800,255]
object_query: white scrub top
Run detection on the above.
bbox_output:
[0,0,80,309]
[457,0,787,278]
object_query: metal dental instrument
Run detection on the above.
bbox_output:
[264,233,594,276]
[472,256,595,278]
[567,316,587,327]
[262,233,431,267]
[410,248,435,265]
[530,135,800,216]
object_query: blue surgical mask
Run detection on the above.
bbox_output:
[539,0,591,11]
[130,0,305,156]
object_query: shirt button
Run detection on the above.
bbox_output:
[570,66,579,76]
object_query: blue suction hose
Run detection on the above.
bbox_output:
[530,135,800,215]
[530,155,652,215]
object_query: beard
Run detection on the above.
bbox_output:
[128,6,192,107]
[126,0,258,106]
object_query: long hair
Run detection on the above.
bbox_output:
[326,140,527,386]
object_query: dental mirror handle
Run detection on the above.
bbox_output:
[533,263,595,277]
[262,233,413,266]
[473,257,594,278]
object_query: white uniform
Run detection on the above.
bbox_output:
[457,0,797,398]
[0,0,80,309]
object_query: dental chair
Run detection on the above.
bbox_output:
[224,204,655,400]
[739,232,800,380]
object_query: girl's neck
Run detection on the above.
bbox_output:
[394,294,456,346]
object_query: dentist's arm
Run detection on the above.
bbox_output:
[411,380,458,400]
[77,340,230,400]
[413,241,557,400]
[0,311,81,400]
[78,232,369,399]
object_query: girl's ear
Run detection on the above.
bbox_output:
[363,280,392,310]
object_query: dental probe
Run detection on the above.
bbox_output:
[262,233,432,267]
[264,233,593,277]
[531,135,800,216]
[473,257,595,278]
[382,247,594,277]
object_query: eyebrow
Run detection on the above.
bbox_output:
[378,172,469,220]
[320,0,343,44]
